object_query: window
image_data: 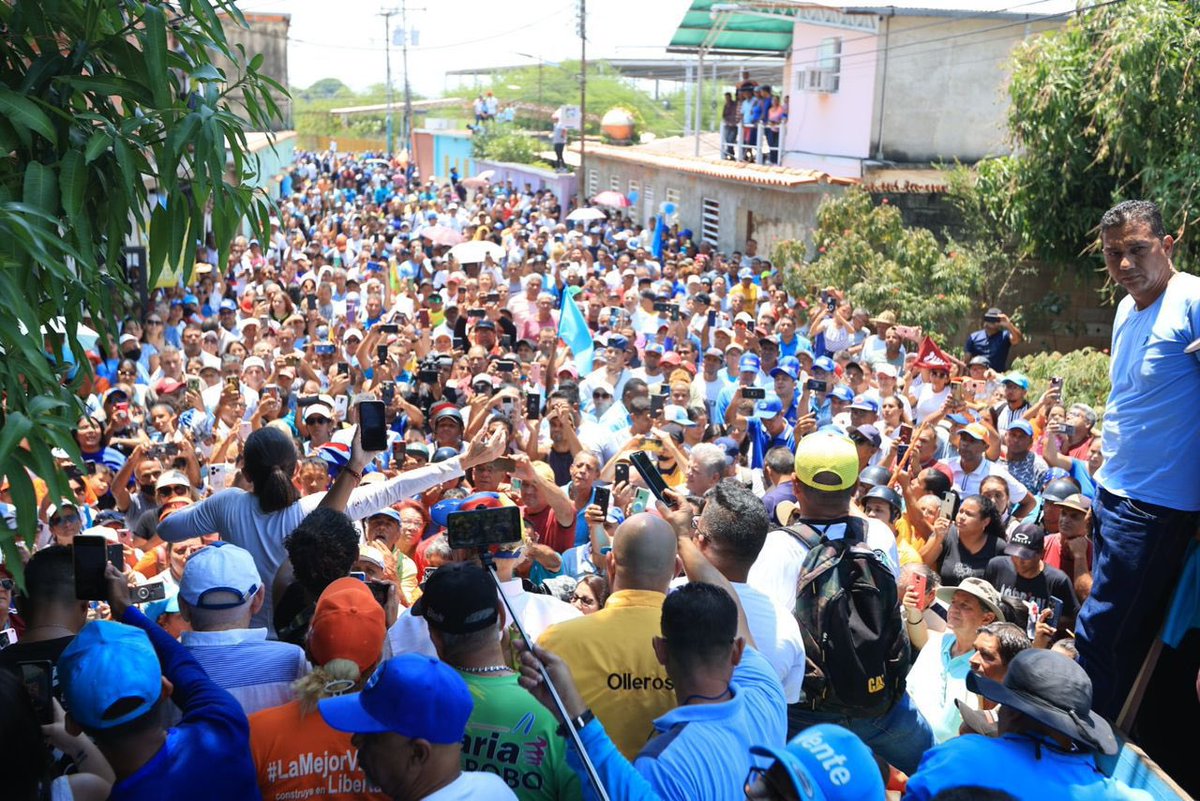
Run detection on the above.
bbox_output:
[627,180,639,215]
[610,175,620,192]
[665,187,681,208]
[701,197,720,246]
[642,184,655,225]
[814,37,842,92]
[587,169,598,196]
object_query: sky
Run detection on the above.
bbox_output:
[239,0,691,97]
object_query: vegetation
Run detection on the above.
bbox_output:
[775,188,986,339]
[470,123,547,168]
[1011,348,1111,416]
[0,0,283,578]
[980,0,1200,268]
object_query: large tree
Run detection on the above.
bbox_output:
[995,0,1200,264]
[0,1,284,578]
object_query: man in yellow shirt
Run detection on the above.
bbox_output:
[537,512,678,760]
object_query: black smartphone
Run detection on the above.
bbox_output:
[467,308,486,320]
[17,661,54,724]
[297,394,320,408]
[525,391,540,419]
[337,362,351,377]
[496,360,518,373]
[380,323,399,335]
[501,335,515,351]
[669,304,680,322]
[805,379,827,393]
[418,368,440,384]
[381,381,396,405]
[376,345,389,363]
[358,400,388,451]
[485,291,501,303]
[826,298,837,312]
[650,394,665,415]
[743,387,766,400]
[1059,423,1077,437]
[446,506,523,550]
[306,293,318,311]
[615,462,630,485]
[452,336,467,351]
[593,486,611,517]
[74,535,111,600]
[629,450,672,505]
[707,309,717,326]
[365,580,391,609]
[653,301,672,314]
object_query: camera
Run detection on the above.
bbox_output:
[131,583,167,604]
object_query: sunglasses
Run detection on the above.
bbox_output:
[146,319,163,325]
[156,484,190,498]
[570,593,597,607]
[49,514,80,526]
[307,417,331,425]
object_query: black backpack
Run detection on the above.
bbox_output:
[784,517,909,717]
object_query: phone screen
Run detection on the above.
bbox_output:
[593,486,611,516]
[899,424,914,445]
[358,400,388,451]
[18,661,54,724]
[630,450,671,505]
[446,506,523,550]
[74,535,109,600]
[650,394,665,415]
[1049,595,1064,629]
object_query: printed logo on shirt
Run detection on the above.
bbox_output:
[606,672,675,691]
[264,748,381,797]
[462,728,552,792]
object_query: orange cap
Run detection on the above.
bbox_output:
[309,577,386,672]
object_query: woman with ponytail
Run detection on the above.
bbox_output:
[249,578,388,801]
[158,423,506,631]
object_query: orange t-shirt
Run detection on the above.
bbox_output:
[249,699,388,801]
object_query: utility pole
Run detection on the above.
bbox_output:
[378,7,398,157]
[400,0,414,156]
[577,0,587,208]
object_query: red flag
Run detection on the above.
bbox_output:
[913,335,953,371]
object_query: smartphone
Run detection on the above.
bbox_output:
[333,394,349,419]
[365,580,391,609]
[500,335,515,352]
[1049,595,1064,630]
[468,308,486,320]
[17,661,54,724]
[391,439,406,465]
[743,387,767,400]
[376,345,389,363]
[485,291,501,303]
[379,323,399,335]
[629,450,672,505]
[306,293,318,311]
[297,394,320,408]
[525,391,540,419]
[496,360,518,373]
[653,301,673,314]
[615,462,630,485]
[224,375,240,393]
[1050,376,1064,393]
[446,506,523,550]
[1059,423,1077,437]
[804,380,826,394]
[940,492,957,520]
[417,309,430,327]
[452,336,467,351]
[593,486,611,517]
[358,399,388,451]
[895,324,919,341]
[899,423,914,445]
[650,394,665,415]
[630,487,653,515]
[707,309,717,326]
[346,302,358,325]
[74,535,111,600]
[287,354,302,367]
[263,384,281,400]
[826,297,837,312]
[159,442,179,458]
[350,571,368,582]
[381,381,396,405]
[315,343,336,356]
[951,381,964,404]
[911,573,928,611]
[186,376,202,394]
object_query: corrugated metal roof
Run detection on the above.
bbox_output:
[579,138,859,189]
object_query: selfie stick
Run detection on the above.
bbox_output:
[477,548,611,801]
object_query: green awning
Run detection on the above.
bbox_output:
[668,1,796,56]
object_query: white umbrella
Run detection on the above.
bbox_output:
[476,169,495,181]
[567,207,607,222]
[448,240,505,263]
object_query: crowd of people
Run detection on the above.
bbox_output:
[0,144,1194,801]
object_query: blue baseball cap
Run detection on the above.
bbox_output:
[738,354,761,374]
[752,395,785,420]
[749,724,885,801]
[182,294,199,307]
[59,620,163,730]
[179,541,261,610]
[1007,419,1035,437]
[947,412,974,426]
[714,436,741,465]
[770,356,801,381]
[849,395,879,414]
[430,497,465,528]
[319,655,473,744]
[663,405,696,427]
[812,356,837,374]
[830,385,855,403]
[644,343,664,355]
[607,335,629,351]
[1002,372,1031,391]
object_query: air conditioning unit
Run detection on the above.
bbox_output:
[803,68,839,94]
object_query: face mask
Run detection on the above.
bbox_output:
[593,397,613,416]
[124,347,142,362]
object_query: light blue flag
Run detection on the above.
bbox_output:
[557,293,594,374]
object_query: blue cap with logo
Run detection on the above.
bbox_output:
[738,354,761,374]
[849,395,879,414]
[1002,372,1031,391]
[749,724,885,801]
[770,356,801,381]
[813,356,837,374]
[59,620,163,730]
[319,654,474,744]
[1007,419,1035,437]
[752,395,785,420]
[644,343,664,355]
[830,385,855,403]
[607,335,629,351]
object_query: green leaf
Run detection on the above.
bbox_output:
[60,150,85,219]
[84,129,111,163]
[0,87,57,146]
[64,75,155,107]
[0,411,33,469]
[191,63,224,82]
[142,5,171,109]
[22,161,59,215]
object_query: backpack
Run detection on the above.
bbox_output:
[784,517,909,717]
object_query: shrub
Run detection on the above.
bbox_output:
[1011,347,1111,417]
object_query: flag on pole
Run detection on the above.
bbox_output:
[913,335,954,371]
[651,213,667,260]
[557,292,594,374]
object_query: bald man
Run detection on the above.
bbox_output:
[537,513,680,759]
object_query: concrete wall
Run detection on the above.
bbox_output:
[585,152,842,254]
[870,16,1060,163]
[473,160,578,212]
[214,13,292,130]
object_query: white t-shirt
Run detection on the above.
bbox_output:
[914,384,950,423]
[424,771,518,801]
[747,517,901,611]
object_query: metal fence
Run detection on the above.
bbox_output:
[720,121,785,165]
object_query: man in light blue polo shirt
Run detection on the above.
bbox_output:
[1078,200,1200,719]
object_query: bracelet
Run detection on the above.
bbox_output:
[556,708,595,739]
[906,614,923,625]
[342,467,363,482]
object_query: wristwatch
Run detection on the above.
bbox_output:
[556,708,595,738]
